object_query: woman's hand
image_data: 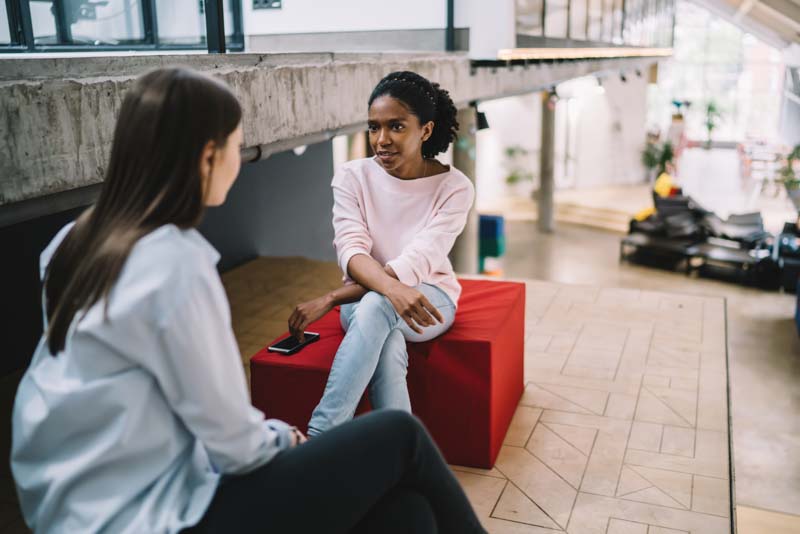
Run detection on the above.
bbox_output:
[290,427,307,447]
[288,295,334,342]
[384,282,444,334]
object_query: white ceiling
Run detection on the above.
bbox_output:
[689,0,800,48]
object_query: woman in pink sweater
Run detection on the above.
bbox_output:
[288,71,475,436]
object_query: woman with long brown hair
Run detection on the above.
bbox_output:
[11,67,484,534]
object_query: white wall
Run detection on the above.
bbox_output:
[244,0,475,35]
[781,96,800,146]
[242,0,484,35]
[475,93,542,208]
[473,72,649,208]
[468,0,515,58]
[786,44,800,67]
[199,141,337,271]
[454,0,476,28]
[570,74,648,187]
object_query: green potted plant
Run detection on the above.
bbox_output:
[641,140,674,183]
[704,100,722,149]
[659,141,674,174]
[503,145,535,193]
[781,144,800,210]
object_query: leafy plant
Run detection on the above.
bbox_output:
[660,142,674,174]
[504,145,535,184]
[642,142,660,171]
[780,144,800,190]
[704,100,722,148]
[642,140,674,175]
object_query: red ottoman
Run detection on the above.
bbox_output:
[250,279,525,468]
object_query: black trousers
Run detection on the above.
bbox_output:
[187,410,486,534]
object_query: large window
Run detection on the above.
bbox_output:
[30,0,145,46]
[545,0,569,38]
[652,1,784,141]
[517,0,545,37]
[157,0,238,46]
[587,0,603,40]
[623,0,642,45]
[601,0,614,41]
[612,0,623,43]
[570,0,587,39]
[1,0,242,52]
[0,2,10,43]
[514,0,676,46]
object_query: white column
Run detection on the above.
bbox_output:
[539,91,556,233]
[451,107,479,274]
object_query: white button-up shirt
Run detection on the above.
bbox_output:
[12,223,291,533]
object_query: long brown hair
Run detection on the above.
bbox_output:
[44,67,242,354]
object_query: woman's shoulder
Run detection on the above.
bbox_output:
[40,222,77,280]
[440,165,475,194]
[141,225,220,288]
[336,158,373,177]
[42,222,213,269]
[332,158,377,190]
[129,225,219,278]
[109,226,221,322]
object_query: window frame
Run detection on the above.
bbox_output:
[0,0,243,53]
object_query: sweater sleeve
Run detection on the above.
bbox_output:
[331,168,373,278]
[386,178,475,287]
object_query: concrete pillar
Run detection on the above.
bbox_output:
[451,106,479,274]
[538,91,556,234]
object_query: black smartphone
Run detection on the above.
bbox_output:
[267,332,320,355]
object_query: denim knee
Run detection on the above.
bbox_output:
[355,291,396,324]
[360,291,393,311]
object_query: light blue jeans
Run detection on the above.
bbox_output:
[307,284,456,436]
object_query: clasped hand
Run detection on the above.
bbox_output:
[288,282,443,340]
[383,281,444,334]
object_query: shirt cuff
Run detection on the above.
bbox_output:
[264,419,293,450]
[386,257,419,287]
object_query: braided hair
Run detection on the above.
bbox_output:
[368,71,459,159]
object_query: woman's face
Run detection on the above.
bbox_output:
[368,95,433,177]
[202,123,243,206]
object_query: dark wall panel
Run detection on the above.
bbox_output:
[199,140,336,271]
[1,207,86,375]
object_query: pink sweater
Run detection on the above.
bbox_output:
[332,157,475,306]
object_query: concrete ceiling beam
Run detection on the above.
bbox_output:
[689,0,792,47]
[759,0,800,26]
[0,51,659,222]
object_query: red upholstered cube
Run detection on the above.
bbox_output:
[250,279,525,468]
